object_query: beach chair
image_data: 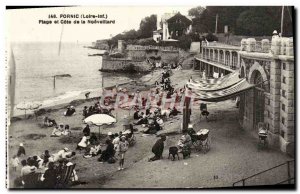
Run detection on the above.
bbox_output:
[56,164,76,188]
[22,173,42,188]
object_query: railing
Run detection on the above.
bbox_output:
[233,160,295,187]
[202,41,241,48]
[254,41,271,53]
[196,56,238,70]
[126,45,180,51]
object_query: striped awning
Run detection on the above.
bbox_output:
[191,78,255,102]
[187,71,241,91]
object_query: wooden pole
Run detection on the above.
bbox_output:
[53,76,56,89]
[182,96,191,132]
[281,6,284,36]
[99,126,101,139]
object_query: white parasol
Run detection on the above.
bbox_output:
[84,114,116,137]
[16,101,42,118]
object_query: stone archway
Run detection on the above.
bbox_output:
[250,69,266,129]
[248,62,268,85]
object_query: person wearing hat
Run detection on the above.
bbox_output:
[272,30,279,38]
[17,143,26,157]
[98,139,115,163]
[149,135,166,162]
[116,136,129,170]
[107,132,114,141]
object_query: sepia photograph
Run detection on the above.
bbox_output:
[5,5,295,189]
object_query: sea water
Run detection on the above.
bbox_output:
[10,41,134,116]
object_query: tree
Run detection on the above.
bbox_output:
[188,6,205,18]
[138,14,157,38]
[235,7,293,36]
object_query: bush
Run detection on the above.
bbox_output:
[205,33,218,42]
[138,38,158,46]
[176,35,192,51]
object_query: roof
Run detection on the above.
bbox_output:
[167,13,192,24]
[161,12,176,22]
[187,71,241,91]
[190,79,255,102]
[153,29,163,33]
[186,71,255,102]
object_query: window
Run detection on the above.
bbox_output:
[280,130,285,138]
[282,63,286,70]
[281,117,285,125]
[282,90,286,98]
[265,110,270,118]
[283,76,286,84]
[282,103,286,111]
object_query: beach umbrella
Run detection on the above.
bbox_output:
[16,101,42,118]
[84,114,116,137]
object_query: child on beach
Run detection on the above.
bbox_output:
[116,136,129,170]
[61,125,71,136]
[11,155,20,172]
[51,126,62,137]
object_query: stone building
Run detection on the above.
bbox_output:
[153,12,192,42]
[193,36,295,156]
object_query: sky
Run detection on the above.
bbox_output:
[6,6,194,43]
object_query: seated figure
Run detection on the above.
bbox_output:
[61,125,71,136]
[64,106,76,116]
[98,140,115,162]
[51,126,62,137]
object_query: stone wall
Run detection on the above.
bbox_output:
[239,36,294,156]
[126,49,180,64]
[101,56,151,72]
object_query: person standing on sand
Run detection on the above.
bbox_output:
[11,155,20,172]
[116,136,129,170]
[82,106,88,119]
[83,124,90,137]
[17,143,26,157]
[149,135,166,162]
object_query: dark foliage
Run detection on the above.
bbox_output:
[189,6,293,37]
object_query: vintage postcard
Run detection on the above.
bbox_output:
[5,6,295,189]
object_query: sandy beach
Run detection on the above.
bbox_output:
[7,69,293,188]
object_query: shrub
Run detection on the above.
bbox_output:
[205,33,218,42]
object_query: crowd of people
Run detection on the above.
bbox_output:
[12,144,78,188]
[82,102,114,119]
[133,106,180,134]
[51,124,71,137]
[75,122,135,172]
[11,66,206,188]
